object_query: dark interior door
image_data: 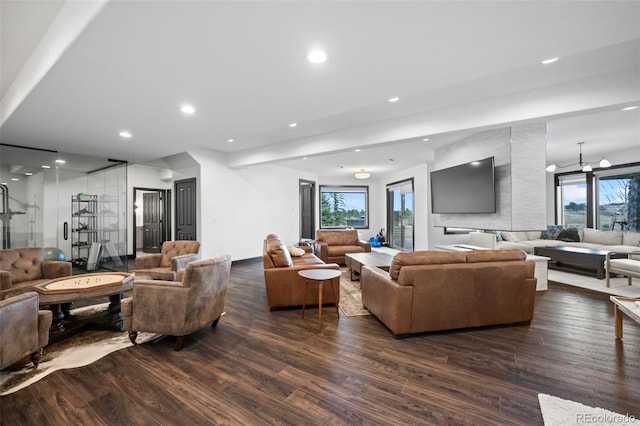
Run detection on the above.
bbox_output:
[299,180,315,240]
[175,178,197,240]
[142,192,161,253]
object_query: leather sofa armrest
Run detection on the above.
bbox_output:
[356,240,372,252]
[133,254,162,269]
[38,309,53,347]
[41,260,72,279]
[171,253,199,271]
[314,242,329,262]
[361,266,413,336]
[0,270,11,291]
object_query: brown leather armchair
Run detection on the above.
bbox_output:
[132,240,200,281]
[315,229,371,265]
[0,247,72,300]
[1,292,53,369]
[122,255,231,351]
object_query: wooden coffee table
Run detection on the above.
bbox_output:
[345,252,393,281]
[35,272,134,342]
[610,296,640,339]
[534,246,626,279]
[297,269,341,331]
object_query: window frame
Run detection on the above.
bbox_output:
[319,185,369,229]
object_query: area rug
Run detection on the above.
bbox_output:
[538,393,637,425]
[339,268,370,317]
[0,303,160,396]
[548,270,640,298]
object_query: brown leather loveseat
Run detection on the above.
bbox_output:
[0,247,73,300]
[361,249,536,337]
[314,229,371,265]
[263,234,340,310]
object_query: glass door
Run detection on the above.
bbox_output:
[387,179,414,251]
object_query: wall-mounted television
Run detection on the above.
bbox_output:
[430,156,496,214]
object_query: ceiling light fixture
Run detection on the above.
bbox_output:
[541,57,559,64]
[24,172,33,176]
[180,104,195,114]
[354,149,361,152]
[307,49,327,64]
[622,105,638,111]
[388,97,399,103]
[354,169,370,179]
[55,159,66,164]
[41,165,51,169]
[227,138,234,143]
[119,131,132,138]
[545,142,612,173]
[289,122,297,127]
[422,138,430,142]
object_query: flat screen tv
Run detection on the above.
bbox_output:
[430,156,496,214]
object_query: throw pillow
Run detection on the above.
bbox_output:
[484,230,503,241]
[556,228,580,242]
[288,246,306,257]
[542,225,564,240]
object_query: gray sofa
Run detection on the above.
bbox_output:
[469,229,640,255]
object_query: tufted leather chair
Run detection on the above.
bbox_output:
[132,240,200,281]
[122,256,231,351]
[0,247,73,300]
[0,292,53,369]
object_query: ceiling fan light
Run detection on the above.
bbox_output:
[545,164,557,172]
[599,158,612,168]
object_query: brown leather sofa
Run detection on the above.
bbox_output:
[0,247,73,300]
[361,249,537,337]
[263,234,340,310]
[314,229,371,265]
[1,292,53,369]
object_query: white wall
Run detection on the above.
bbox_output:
[189,148,317,261]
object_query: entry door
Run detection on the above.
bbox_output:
[175,178,197,240]
[142,192,161,253]
[299,180,315,240]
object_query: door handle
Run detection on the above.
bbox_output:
[63,222,68,240]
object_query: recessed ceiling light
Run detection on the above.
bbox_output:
[307,49,327,64]
[354,149,361,152]
[119,131,132,138]
[55,159,66,164]
[227,138,234,143]
[422,138,430,141]
[289,122,297,127]
[622,105,638,111]
[180,104,196,114]
[303,157,308,160]
[388,97,399,103]
[41,165,51,169]
[541,57,559,64]
[24,172,33,176]
[11,178,19,181]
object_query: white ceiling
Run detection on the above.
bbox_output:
[1,1,639,177]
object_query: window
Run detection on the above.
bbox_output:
[319,185,368,229]
[387,179,414,250]
[557,174,587,228]
[595,167,640,232]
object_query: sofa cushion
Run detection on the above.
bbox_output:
[327,245,366,257]
[582,228,622,245]
[288,246,306,257]
[556,228,580,242]
[542,225,564,240]
[622,231,640,247]
[389,251,466,281]
[501,231,529,242]
[317,229,358,246]
[291,253,325,266]
[266,237,293,267]
[526,231,542,240]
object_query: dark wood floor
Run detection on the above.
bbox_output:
[2,259,639,425]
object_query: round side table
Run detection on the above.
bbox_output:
[297,269,341,330]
